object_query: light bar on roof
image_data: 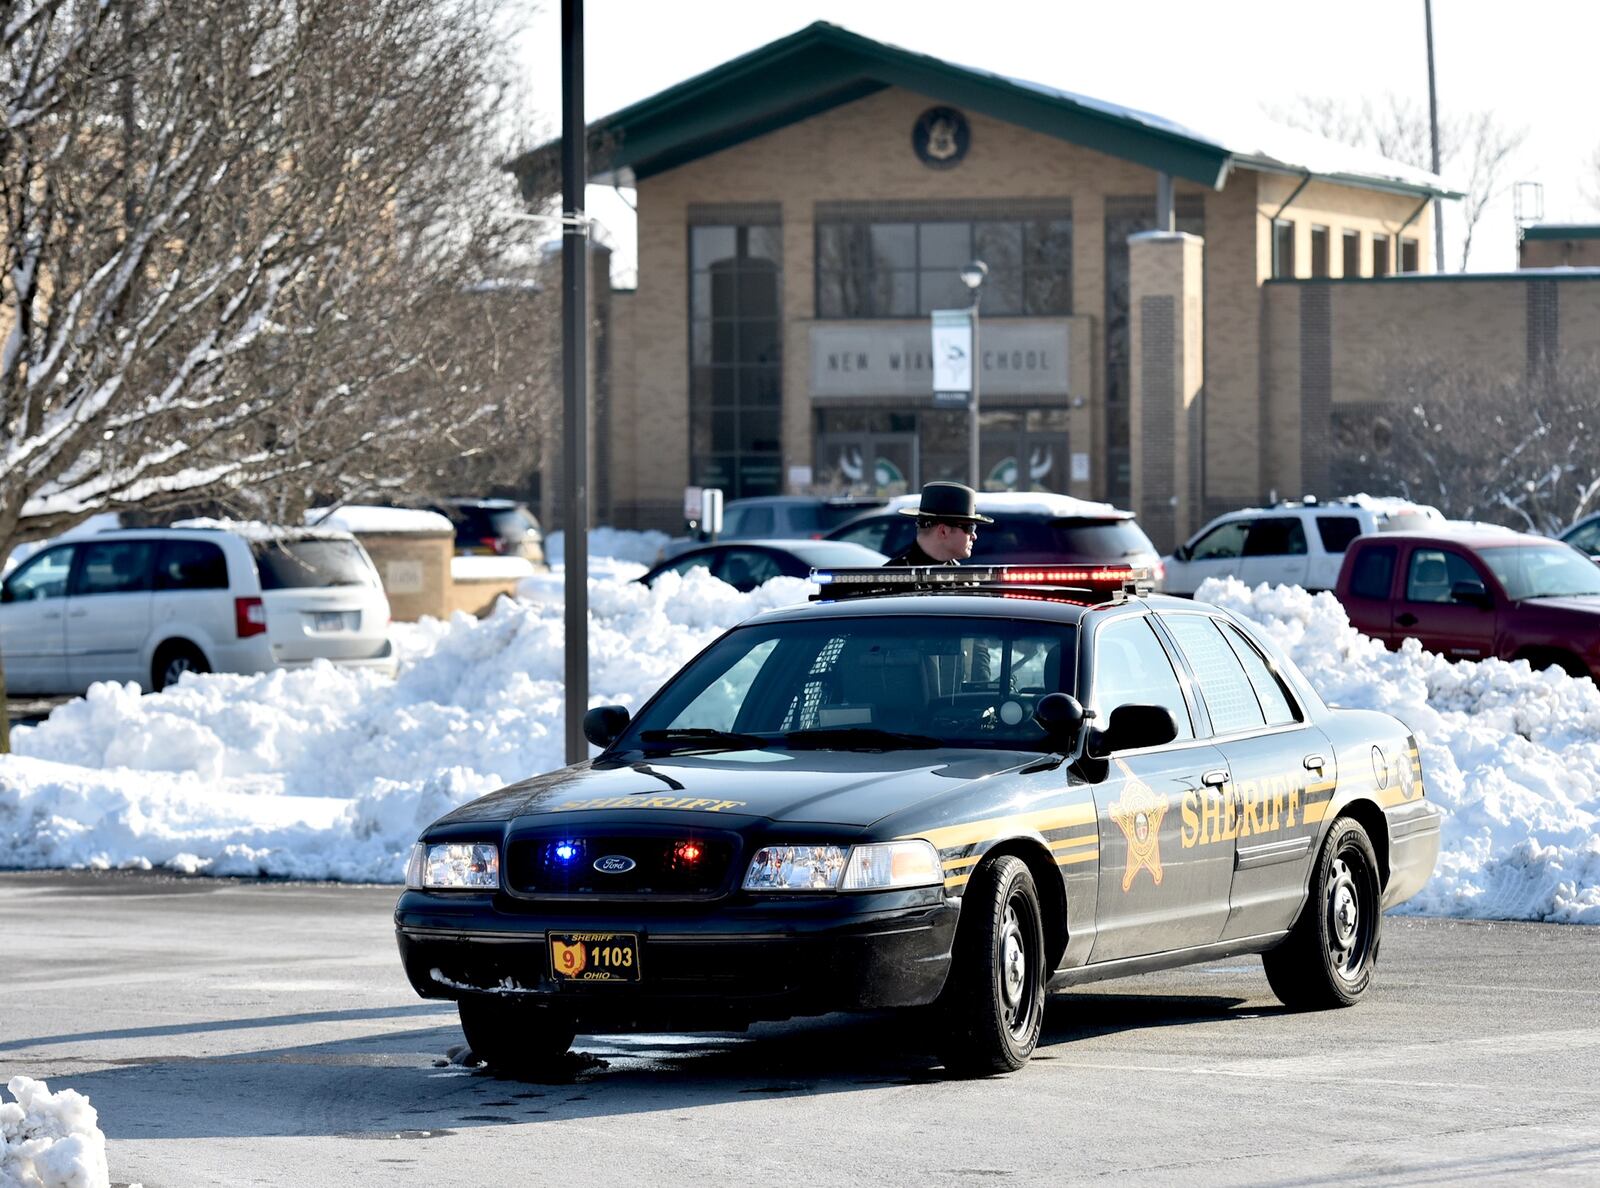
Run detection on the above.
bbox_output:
[809,564,1155,598]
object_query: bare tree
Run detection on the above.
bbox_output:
[1334,361,1600,535]
[1269,93,1526,270]
[1,0,556,747]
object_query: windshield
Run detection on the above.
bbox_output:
[1481,545,1600,600]
[617,616,1077,754]
[252,539,378,590]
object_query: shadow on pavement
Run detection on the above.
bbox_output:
[26,989,1253,1142]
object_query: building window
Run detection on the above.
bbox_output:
[1372,233,1391,277]
[689,221,783,498]
[815,216,1072,318]
[1272,219,1296,278]
[1104,196,1203,505]
[1400,237,1420,273]
[1310,226,1330,277]
[1342,229,1361,277]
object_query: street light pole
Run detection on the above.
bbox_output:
[960,261,988,489]
[560,0,589,765]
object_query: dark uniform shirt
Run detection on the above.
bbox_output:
[884,540,959,567]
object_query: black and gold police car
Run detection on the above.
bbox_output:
[395,566,1441,1076]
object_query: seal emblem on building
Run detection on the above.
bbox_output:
[913,106,969,168]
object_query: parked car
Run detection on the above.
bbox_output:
[430,499,545,566]
[657,496,887,562]
[638,539,887,592]
[0,525,396,695]
[1561,512,1600,560]
[395,564,1438,1077]
[1161,496,1444,596]
[1334,527,1600,681]
[825,491,1161,574]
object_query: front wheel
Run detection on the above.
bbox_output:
[1263,817,1382,1009]
[936,855,1047,1075]
[457,996,575,1076]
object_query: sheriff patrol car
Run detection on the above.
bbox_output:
[394,566,1441,1076]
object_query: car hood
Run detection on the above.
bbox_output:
[433,748,1041,829]
[1519,594,1600,615]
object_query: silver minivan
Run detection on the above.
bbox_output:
[0,525,396,694]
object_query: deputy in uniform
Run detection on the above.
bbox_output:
[884,481,993,567]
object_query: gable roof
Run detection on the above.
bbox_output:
[510,22,1461,200]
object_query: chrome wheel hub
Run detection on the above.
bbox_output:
[1000,906,1026,1011]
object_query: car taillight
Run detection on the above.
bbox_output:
[1153,559,1167,583]
[480,535,505,555]
[235,597,267,638]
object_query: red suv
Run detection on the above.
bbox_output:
[1334,529,1600,680]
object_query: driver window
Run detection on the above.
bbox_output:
[716,549,783,592]
[1404,549,1479,604]
[1090,618,1194,740]
[4,546,75,602]
[669,639,780,732]
[1190,520,1251,561]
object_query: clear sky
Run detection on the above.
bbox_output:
[513,0,1599,280]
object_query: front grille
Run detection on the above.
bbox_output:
[505,832,741,899]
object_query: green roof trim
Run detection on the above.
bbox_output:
[508,22,1456,201]
[1522,224,1600,241]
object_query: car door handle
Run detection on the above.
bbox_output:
[1396,612,1418,627]
[69,609,88,618]
[43,610,62,620]
[1303,753,1326,772]
[1201,768,1230,787]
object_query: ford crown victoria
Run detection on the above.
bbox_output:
[395,566,1440,1076]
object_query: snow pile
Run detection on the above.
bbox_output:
[0,1077,110,1188]
[0,569,812,881]
[2,564,1599,923]
[451,555,537,581]
[1198,578,1600,924]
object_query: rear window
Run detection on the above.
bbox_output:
[813,503,884,533]
[251,539,377,590]
[156,540,229,591]
[971,516,1154,561]
[1349,546,1396,600]
[724,505,775,536]
[1316,516,1363,553]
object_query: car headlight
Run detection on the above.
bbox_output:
[841,840,942,890]
[406,842,499,890]
[742,840,941,892]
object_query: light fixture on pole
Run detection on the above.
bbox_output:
[959,260,988,489]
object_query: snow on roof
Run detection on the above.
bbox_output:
[306,506,454,535]
[169,517,353,542]
[885,490,1130,519]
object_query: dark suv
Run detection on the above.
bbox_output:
[825,492,1161,574]
[430,499,544,566]
[1334,528,1600,680]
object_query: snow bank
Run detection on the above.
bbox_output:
[0,1077,110,1188]
[3,565,1599,923]
[1197,578,1600,924]
[0,569,811,881]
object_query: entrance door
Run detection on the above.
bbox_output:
[980,432,1069,493]
[816,433,918,496]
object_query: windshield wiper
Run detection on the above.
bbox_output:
[637,728,772,754]
[782,728,941,752]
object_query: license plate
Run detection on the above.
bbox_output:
[312,611,347,632]
[548,932,641,984]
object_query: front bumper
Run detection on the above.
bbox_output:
[394,887,960,1030]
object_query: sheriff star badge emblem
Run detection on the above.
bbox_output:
[1108,760,1167,891]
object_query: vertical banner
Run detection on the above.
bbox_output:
[931,309,973,404]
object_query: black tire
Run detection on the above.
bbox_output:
[1263,817,1382,1009]
[457,996,575,1076]
[151,641,209,693]
[935,854,1047,1076]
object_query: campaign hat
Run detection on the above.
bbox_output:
[897,481,994,523]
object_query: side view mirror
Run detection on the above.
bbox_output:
[1032,693,1085,748]
[1173,543,1192,562]
[1450,579,1492,610]
[582,704,631,749]
[1086,704,1179,758]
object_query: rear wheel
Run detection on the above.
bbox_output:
[151,641,209,693]
[457,997,575,1076]
[1263,817,1382,1009]
[935,855,1046,1075]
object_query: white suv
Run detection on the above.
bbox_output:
[1160,496,1443,596]
[0,524,396,695]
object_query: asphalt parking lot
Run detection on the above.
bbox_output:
[2,871,1598,1187]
